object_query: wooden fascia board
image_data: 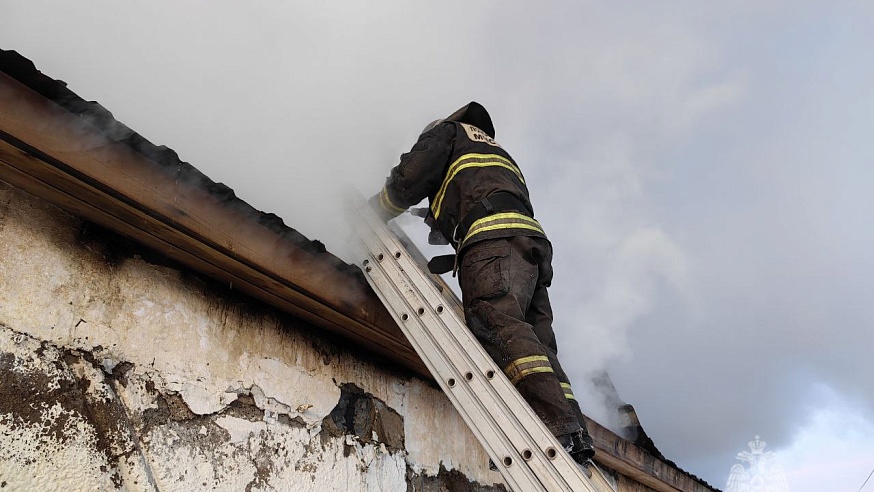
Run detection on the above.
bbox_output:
[0,71,428,377]
[588,418,718,492]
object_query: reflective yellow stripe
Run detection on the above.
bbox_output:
[504,355,549,373]
[462,212,545,245]
[561,383,576,401]
[469,212,541,228]
[468,222,543,237]
[379,187,406,215]
[504,355,552,385]
[510,366,554,385]
[431,153,524,219]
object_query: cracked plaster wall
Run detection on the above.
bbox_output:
[0,182,503,492]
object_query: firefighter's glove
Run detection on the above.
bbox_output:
[366,193,395,223]
[408,208,449,245]
[409,207,429,218]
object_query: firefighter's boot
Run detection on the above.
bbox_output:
[558,430,595,465]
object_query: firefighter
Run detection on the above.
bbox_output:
[369,102,594,464]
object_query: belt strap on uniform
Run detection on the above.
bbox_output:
[456,191,532,244]
[426,192,532,275]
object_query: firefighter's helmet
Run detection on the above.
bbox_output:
[421,102,495,138]
[444,101,495,138]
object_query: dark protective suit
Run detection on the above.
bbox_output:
[370,102,593,458]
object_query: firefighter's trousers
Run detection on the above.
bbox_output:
[459,236,585,438]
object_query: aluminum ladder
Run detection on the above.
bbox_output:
[352,206,617,492]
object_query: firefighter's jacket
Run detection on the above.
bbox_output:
[372,121,547,251]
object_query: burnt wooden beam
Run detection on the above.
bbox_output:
[588,417,718,492]
[0,71,426,377]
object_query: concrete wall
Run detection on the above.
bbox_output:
[0,182,503,491]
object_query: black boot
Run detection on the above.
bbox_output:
[558,430,595,464]
[574,429,596,462]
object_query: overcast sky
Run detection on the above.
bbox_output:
[4,1,873,489]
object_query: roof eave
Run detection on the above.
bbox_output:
[0,67,425,377]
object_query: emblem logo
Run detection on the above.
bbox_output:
[725,436,789,492]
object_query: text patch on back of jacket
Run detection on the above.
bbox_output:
[461,123,502,148]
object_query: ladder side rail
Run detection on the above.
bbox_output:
[354,207,609,492]
[382,242,593,488]
[365,228,548,491]
[386,222,466,319]
[366,219,598,491]
[362,258,546,492]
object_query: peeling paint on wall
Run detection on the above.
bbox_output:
[0,328,155,491]
[0,182,503,491]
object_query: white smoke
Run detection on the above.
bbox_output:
[5,1,874,487]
